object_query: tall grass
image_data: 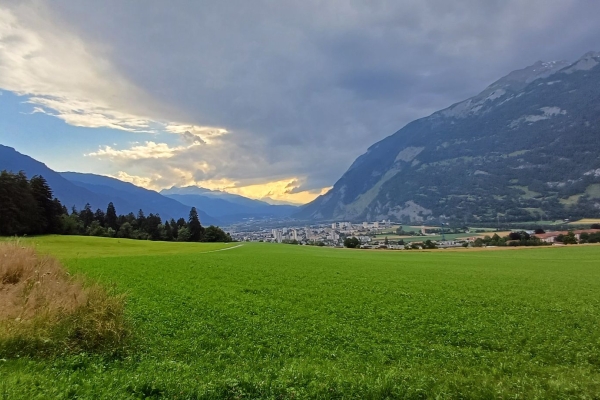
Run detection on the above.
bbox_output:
[0,242,130,357]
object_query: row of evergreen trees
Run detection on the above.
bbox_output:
[0,171,232,242]
[0,171,64,235]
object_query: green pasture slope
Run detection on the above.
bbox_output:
[2,236,600,399]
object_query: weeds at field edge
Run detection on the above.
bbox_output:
[0,241,131,358]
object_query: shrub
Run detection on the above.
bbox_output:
[344,237,360,248]
[0,242,130,357]
[561,231,578,245]
[423,240,437,249]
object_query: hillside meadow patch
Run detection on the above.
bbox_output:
[1,236,600,399]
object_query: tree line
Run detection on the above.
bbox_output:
[472,231,551,247]
[0,171,232,242]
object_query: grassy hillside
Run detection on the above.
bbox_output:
[2,236,600,398]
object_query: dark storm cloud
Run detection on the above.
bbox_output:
[181,131,206,145]
[16,0,600,193]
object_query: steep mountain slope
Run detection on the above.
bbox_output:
[296,52,600,223]
[60,172,218,225]
[160,186,297,222]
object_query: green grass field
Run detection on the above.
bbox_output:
[2,236,600,399]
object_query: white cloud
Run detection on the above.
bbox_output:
[0,4,226,141]
[0,6,146,131]
[112,171,158,188]
[87,141,196,160]
[26,97,157,132]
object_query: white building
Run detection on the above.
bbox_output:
[305,227,312,239]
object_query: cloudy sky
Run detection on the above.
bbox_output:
[1,1,599,204]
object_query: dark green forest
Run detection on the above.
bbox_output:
[0,170,232,242]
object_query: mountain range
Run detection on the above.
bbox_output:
[160,186,297,224]
[4,51,600,225]
[0,145,296,225]
[296,51,600,223]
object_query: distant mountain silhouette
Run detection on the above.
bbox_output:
[161,186,297,223]
[162,185,273,207]
[0,145,218,225]
[60,172,219,225]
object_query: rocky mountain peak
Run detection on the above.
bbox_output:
[488,59,570,91]
[562,51,600,74]
[580,51,600,60]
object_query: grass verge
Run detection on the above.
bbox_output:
[0,241,130,357]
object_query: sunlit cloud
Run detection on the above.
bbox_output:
[226,178,332,204]
[0,6,150,132]
[87,141,195,160]
[26,96,157,132]
[0,5,227,139]
[108,171,330,204]
[112,171,159,188]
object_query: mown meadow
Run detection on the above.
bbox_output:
[2,236,600,399]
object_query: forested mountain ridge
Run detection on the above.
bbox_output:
[0,146,294,225]
[0,170,230,242]
[0,146,218,225]
[296,51,600,223]
[59,172,218,225]
[62,175,297,222]
[0,145,117,214]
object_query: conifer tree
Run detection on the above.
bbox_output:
[106,202,118,230]
[94,208,106,226]
[80,203,94,229]
[188,207,204,241]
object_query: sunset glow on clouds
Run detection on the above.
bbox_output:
[113,170,331,205]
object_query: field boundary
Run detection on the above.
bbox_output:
[199,244,244,253]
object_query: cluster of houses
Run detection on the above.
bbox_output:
[228,220,393,245]
[350,228,600,250]
[228,220,600,249]
[533,229,599,243]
